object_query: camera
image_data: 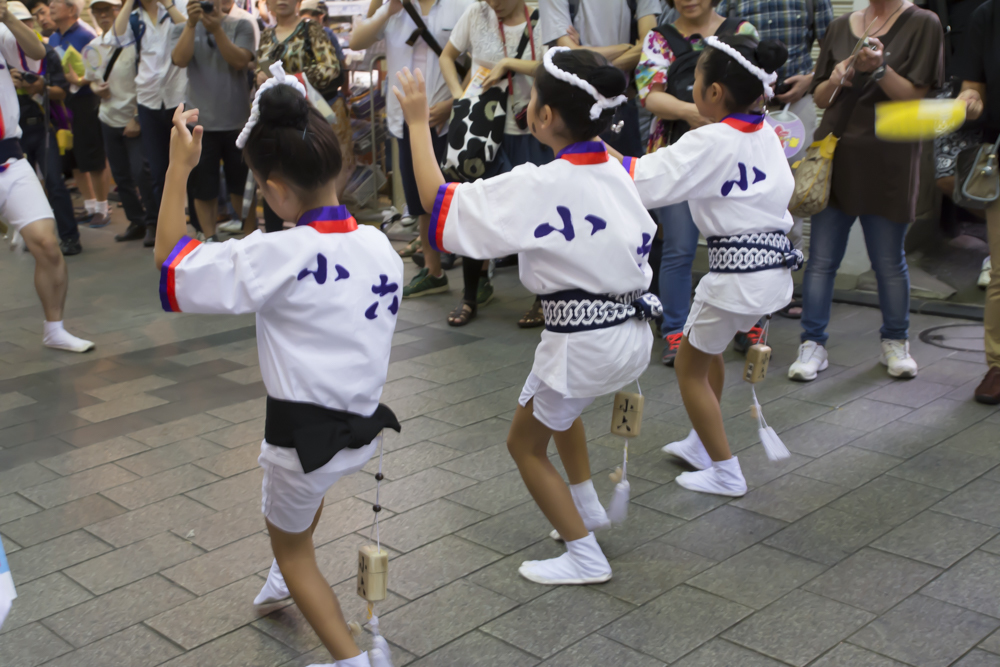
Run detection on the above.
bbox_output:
[199,1,215,13]
[21,72,40,84]
[773,80,793,96]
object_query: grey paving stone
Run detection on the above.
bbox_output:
[43,574,193,647]
[361,441,462,480]
[632,482,730,520]
[732,474,848,523]
[7,530,110,583]
[55,413,161,448]
[865,378,956,408]
[600,585,752,663]
[933,478,1000,528]
[38,436,148,476]
[1,494,125,548]
[816,399,912,433]
[147,575,289,650]
[0,623,72,667]
[19,464,139,509]
[310,496,387,547]
[408,630,540,667]
[43,623,183,667]
[597,505,683,559]
[850,594,1000,667]
[184,467,263,511]
[438,442,519,481]
[65,532,204,595]
[779,420,866,457]
[128,413,233,447]
[689,544,827,609]
[888,444,996,492]
[427,417,511,454]
[808,643,909,667]
[115,436,225,477]
[158,626,298,667]
[0,391,37,412]
[670,638,788,667]
[0,573,93,635]
[162,532,273,595]
[0,493,39,524]
[390,416,460,451]
[938,421,1000,462]
[314,533,400,586]
[0,463,58,496]
[764,507,893,566]
[900,398,998,435]
[723,589,874,666]
[795,447,903,489]
[101,463,220,509]
[466,540,567,604]
[847,421,949,459]
[540,634,665,667]
[921,551,1000,618]
[427,387,523,427]
[379,499,488,553]
[953,650,1000,666]
[173,500,264,551]
[660,506,786,562]
[483,586,634,659]
[206,397,266,423]
[381,580,518,656]
[600,538,716,605]
[456,500,555,556]
[982,535,1000,556]
[380,376,442,403]
[84,495,216,547]
[388,536,502,599]
[70,393,169,423]
[85,375,177,401]
[446,469,534,515]
[980,629,1000,654]
[193,441,260,478]
[872,511,999,568]
[919,358,991,386]
[828,475,949,527]
[736,446,812,490]
[804,547,941,614]
[201,416,266,448]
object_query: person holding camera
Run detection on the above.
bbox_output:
[170,0,254,242]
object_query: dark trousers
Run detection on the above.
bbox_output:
[137,104,177,222]
[101,122,157,229]
[20,124,78,241]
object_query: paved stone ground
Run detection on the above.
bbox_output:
[1,214,1000,667]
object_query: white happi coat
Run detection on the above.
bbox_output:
[429,141,657,398]
[160,206,403,417]
[624,113,796,315]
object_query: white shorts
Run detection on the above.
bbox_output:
[259,437,379,534]
[518,373,595,432]
[0,160,54,232]
[683,299,765,355]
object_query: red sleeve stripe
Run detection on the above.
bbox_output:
[429,183,457,253]
[623,157,637,180]
[159,236,201,312]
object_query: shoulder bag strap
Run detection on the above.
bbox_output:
[401,0,468,78]
[654,22,693,59]
[103,47,123,81]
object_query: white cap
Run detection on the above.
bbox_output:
[300,0,321,12]
[9,1,32,20]
[88,0,124,7]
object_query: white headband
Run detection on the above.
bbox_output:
[236,61,308,149]
[703,36,778,99]
[543,47,628,121]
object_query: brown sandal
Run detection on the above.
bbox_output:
[518,299,544,329]
[398,238,421,258]
[447,300,477,327]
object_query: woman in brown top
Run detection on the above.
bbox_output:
[789,0,944,384]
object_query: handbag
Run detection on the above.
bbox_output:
[788,89,858,217]
[953,135,1000,210]
[442,7,537,183]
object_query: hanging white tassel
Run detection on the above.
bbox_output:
[368,614,394,667]
[751,386,789,461]
[607,441,630,524]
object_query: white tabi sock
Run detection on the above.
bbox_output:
[254,559,290,605]
[675,456,748,497]
[95,200,109,216]
[84,199,97,214]
[43,321,95,353]
[333,653,373,667]
[519,532,612,585]
[569,479,611,531]
[662,429,713,470]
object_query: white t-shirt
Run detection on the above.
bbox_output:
[428,142,656,397]
[112,2,188,110]
[626,115,795,315]
[83,32,139,128]
[448,2,545,136]
[375,0,472,139]
[0,26,43,142]
[539,0,660,47]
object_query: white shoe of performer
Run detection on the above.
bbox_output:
[43,321,94,353]
[549,479,611,542]
[325,651,381,667]
[520,532,612,585]
[675,457,748,497]
[254,559,290,605]
[662,429,713,470]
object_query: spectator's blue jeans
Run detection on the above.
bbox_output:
[20,126,78,242]
[657,201,699,335]
[137,105,177,219]
[801,206,910,345]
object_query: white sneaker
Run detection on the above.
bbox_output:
[519,533,612,585]
[980,257,992,289]
[254,559,290,605]
[662,429,713,470]
[788,341,828,381]
[880,339,918,379]
[218,219,243,235]
[675,457,747,497]
[549,479,610,542]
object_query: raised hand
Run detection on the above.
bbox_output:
[392,67,430,127]
[169,103,204,172]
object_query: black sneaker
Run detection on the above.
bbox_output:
[115,224,145,242]
[143,227,156,248]
[60,238,82,256]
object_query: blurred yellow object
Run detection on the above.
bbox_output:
[875,99,966,142]
[56,129,73,155]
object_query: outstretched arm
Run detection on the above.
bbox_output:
[392,68,446,214]
[155,105,204,269]
[1,2,45,60]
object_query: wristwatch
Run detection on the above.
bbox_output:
[871,64,888,82]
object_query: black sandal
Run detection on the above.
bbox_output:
[447,300,477,327]
[518,299,544,329]
[777,299,803,319]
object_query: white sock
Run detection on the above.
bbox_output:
[662,429,713,470]
[569,479,610,531]
[95,200,108,216]
[43,321,94,353]
[254,559,290,605]
[519,532,611,585]
[336,652,372,667]
[84,199,97,214]
[675,456,747,497]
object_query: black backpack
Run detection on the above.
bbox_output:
[652,17,740,144]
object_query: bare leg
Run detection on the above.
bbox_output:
[21,219,67,322]
[240,192,258,234]
[675,336,731,462]
[419,213,442,277]
[265,505,360,662]
[194,199,218,238]
[508,401,588,542]
[552,417,591,486]
[90,167,110,203]
[74,169,95,202]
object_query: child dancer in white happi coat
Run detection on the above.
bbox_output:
[618,35,798,497]
[154,65,400,667]
[394,50,659,585]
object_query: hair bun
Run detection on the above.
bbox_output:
[258,84,310,129]
[755,39,789,74]
[588,64,628,101]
